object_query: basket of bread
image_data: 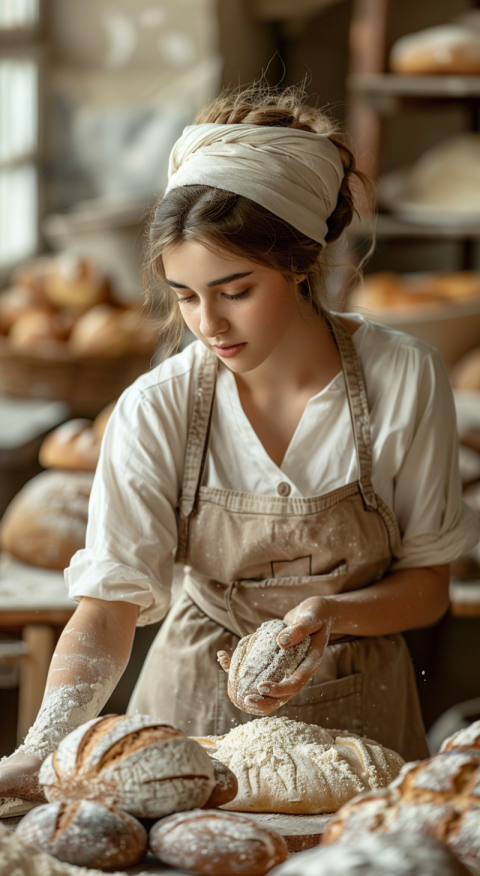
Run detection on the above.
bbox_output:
[0,253,158,416]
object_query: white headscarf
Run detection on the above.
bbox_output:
[166,123,345,248]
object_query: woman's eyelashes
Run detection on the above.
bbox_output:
[176,289,250,305]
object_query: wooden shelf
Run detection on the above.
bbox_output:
[351,213,480,240]
[348,73,480,106]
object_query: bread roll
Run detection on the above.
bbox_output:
[16,799,147,871]
[402,134,480,214]
[149,809,288,876]
[9,311,69,348]
[39,404,114,472]
[390,25,480,75]
[441,718,480,751]
[194,716,404,814]
[273,833,470,876]
[450,347,480,390]
[39,713,215,818]
[43,254,110,312]
[0,470,93,570]
[428,272,480,300]
[218,619,310,715]
[68,305,132,357]
[0,286,51,334]
[11,256,51,301]
[203,758,238,808]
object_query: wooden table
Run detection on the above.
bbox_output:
[0,555,76,745]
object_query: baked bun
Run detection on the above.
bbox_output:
[218,619,311,715]
[194,716,404,814]
[16,799,147,871]
[39,713,215,818]
[322,749,480,869]
[203,758,238,808]
[9,310,70,348]
[43,254,110,312]
[68,305,132,357]
[273,833,470,876]
[39,404,114,472]
[0,470,93,570]
[450,347,480,390]
[441,718,480,751]
[149,809,288,876]
[390,25,480,75]
[0,285,51,334]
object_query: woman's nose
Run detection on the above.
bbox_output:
[199,303,229,338]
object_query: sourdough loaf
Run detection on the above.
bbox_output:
[203,758,238,808]
[16,799,147,871]
[441,718,480,751]
[149,809,288,876]
[39,403,114,472]
[219,619,310,715]
[194,716,404,814]
[39,713,215,818]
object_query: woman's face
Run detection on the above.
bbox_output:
[162,241,302,374]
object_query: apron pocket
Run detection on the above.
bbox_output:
[277,672,364,736]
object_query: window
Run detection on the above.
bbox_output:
[0,0,42,273]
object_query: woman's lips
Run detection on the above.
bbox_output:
[212,343,246,358]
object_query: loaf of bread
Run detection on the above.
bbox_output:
[0,286,51,334]
[441,718,480,751]
[390,25,480,75]
[0,470,93,570]
[194,716,404,814]
[401,134,480,214]
[68,305,133,357]
[272,833,470,876]
[218,619,311,715]
[149,809,288,876]
[203,758,238,808]
[322,748,480,869]
[16,799,147,871]
[450,347,480,390]
[39,713,215,818]
[39,403,115,472]
[9,311,70,349]
[43,254,110,312]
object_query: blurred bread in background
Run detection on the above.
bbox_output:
[390,25,480,75]
[39,403,115,471]
[353,271,480,314]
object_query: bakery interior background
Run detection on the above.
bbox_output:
[2,0,480,756]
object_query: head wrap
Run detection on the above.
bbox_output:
[166,123,345,248]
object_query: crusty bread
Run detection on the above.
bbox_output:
[0,470,93,570]
[39,403,115,472]
[43,254,110,312]
[0,286,52,334]
[203,758,238,808]
[194,717,404,814]
[16,799,147,871]
[322,749,480,869]
[390,25,480,75]
[219,619,311,715]
[39,714,216,819]
[9,311,70,349]
[68,305,132,357]
[149,809,288,876]
[441,718,480,752]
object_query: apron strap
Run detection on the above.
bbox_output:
[326,313,378,511]
[177,348,218,560]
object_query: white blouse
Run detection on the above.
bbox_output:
[66,313,480,625]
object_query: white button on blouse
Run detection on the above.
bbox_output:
[65,313,480,624]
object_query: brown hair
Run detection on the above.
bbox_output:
[143,83,374,358]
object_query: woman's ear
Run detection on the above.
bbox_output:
[294,274,307,284]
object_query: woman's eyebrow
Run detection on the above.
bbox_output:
[166,271,253,289]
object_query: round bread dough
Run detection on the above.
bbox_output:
[0,470,94,570]
[219,619,311,715]
[39,713,215,819]
[194,716,404,814]
[273,833,470,876]
[16,799,147,871]
[149,808,288,876]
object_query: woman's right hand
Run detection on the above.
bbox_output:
[0,750,46,803]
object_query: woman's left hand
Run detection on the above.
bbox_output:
[249,596,332,714]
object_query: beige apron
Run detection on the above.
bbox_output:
[129,315,429,762]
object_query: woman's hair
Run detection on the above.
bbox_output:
[143,82,374,358]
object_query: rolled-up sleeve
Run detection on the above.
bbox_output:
[391,348,480,571]
[65,367,190,625]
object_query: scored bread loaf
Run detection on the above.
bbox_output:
[39,403,115,472]
[0,470,93,570]
[16,799,147,871]
[322,748,480,869]
[149,809,288,876]
[194,716,404,814]
[39,713,215,818]
[218,619,311,715]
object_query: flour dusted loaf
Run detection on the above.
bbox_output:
[39,713,215,819]
[273,833,470,876]
[203,758,238,808]
[441,718,480,751]
[149,809,288,876]
[322,748,480,870]
[219,619,311,715]
[0,470,93,570]
[16,799,147,871]
[194,716,404,814]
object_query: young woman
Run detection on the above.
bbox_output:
[1,85,478,803]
